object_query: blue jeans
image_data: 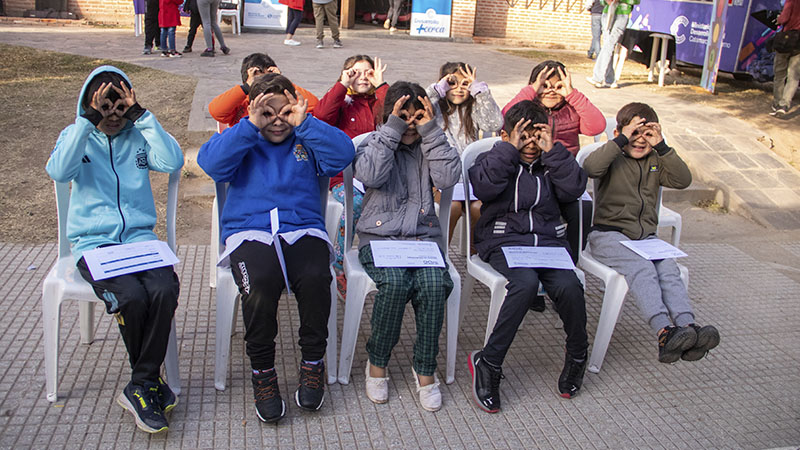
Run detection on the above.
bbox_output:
[589,14,602,56]
[591,13,629,84]
[160,26,176,52]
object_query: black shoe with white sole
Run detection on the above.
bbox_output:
[252,369,285,423]
[295,361,325,411]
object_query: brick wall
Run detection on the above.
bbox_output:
[453,0,594,50]
[5,0,136,24]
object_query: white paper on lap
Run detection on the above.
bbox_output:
[453,183,478,201]
[370,240,445,268]
[620,239,688,260]
[83,240,179,281]
[353,179,365,193]
[501,246,575,270]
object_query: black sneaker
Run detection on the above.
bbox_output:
[116,382,169,433]
[221,45,231,55]
[558,353,587,399]
[156,377,178,413]
[529,295,546,312]
[681,324,720,361]
[468,350,503,413]
[201,48,215,57]
[658,325,697,363]
[160,51,170,57]
[183,46,192,53]
[142,46,152,55]
[252,369,285,423]
[295,361,325,411]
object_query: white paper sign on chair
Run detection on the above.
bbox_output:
[370,240,445,268]
[501,246,575,270]
[620,239,688,260]
[83,240,179,280]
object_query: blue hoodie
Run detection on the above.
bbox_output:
[198,114,354,242]
[46,65,185,262]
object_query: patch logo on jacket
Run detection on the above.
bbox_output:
[294,144,309,162]
[135,149,148,169]
[649,164,658,172]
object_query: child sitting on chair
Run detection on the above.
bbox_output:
[467,101,589,412]
[354,81,461,412]
[198,73,353,423]
[583,102,720,364]
[46,65,184,434]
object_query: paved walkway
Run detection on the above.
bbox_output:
[0,22,799,449]
[0,22,798,229]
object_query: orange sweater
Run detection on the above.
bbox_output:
[208,83,319,127]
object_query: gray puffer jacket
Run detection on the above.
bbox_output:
[354,114,462,249]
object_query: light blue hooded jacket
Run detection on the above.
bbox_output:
[46,65,184,263]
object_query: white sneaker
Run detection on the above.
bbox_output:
[365,362,389,404]
[389,27,397,33]
[412,368,441,412]
[284,39,301,46]
[383,19,390,29]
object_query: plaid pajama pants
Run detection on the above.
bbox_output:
[358,245,454,376]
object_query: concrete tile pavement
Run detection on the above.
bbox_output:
[0,241,799,448]
[1,22,796,229]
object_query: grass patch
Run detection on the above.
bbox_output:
[0,43,210,243]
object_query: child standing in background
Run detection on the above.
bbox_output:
[426,61,503,245]
[314,55,389,298]
[159,0,184,57]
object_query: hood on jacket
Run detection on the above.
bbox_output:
[76,65,133,118]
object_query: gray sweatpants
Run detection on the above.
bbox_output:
[587,230,694,334]
[197,0,226,51]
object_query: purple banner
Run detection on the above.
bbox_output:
[630,0,780,74]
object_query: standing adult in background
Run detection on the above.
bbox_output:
[585,0,639,88]
[585,0,604,59]
[197,0,230,56]
[313,0,342,49]
[280,0,305,45]
[771,0,800,116]
[384,0,401,33]
[143,0,160,54]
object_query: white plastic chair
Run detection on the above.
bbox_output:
[337,133,463,385]
[459,137,586,345]
[576,142,688,374]
[41,172,182,402]
[218,0,241,35]
[213,177,341,389]
[593,116,617,143]
[208,121,230,289]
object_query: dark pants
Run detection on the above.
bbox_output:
[144,0,160,49]
[560,199,592,264]
[286,8,303,35]
[185,7,203,49]
[482,249,588,367]
[77,257,179,386]
[229,237,332,370]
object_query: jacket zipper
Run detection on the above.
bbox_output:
[529,175,541,233]
[636,160,645,239]
[107,136,126,242]
[514,166,523,212]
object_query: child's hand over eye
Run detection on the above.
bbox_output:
[554,67,573,97]
[111,83,137,116]
[642,122,663,146]
[245,67,263,87]
[391,95,413,123]
[89,82,116,118]
[533,123,554,152]
[247,93,275,130]
[366,57,387,88]
[340,68,356,88]
[414,96,435,126]
[531,67,555,95]
[620,116,646,140]
[458,64,477,89]
[281,89,308,127]
[508,118,535,150]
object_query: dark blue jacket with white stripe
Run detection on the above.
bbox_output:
[469,140,587,260]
